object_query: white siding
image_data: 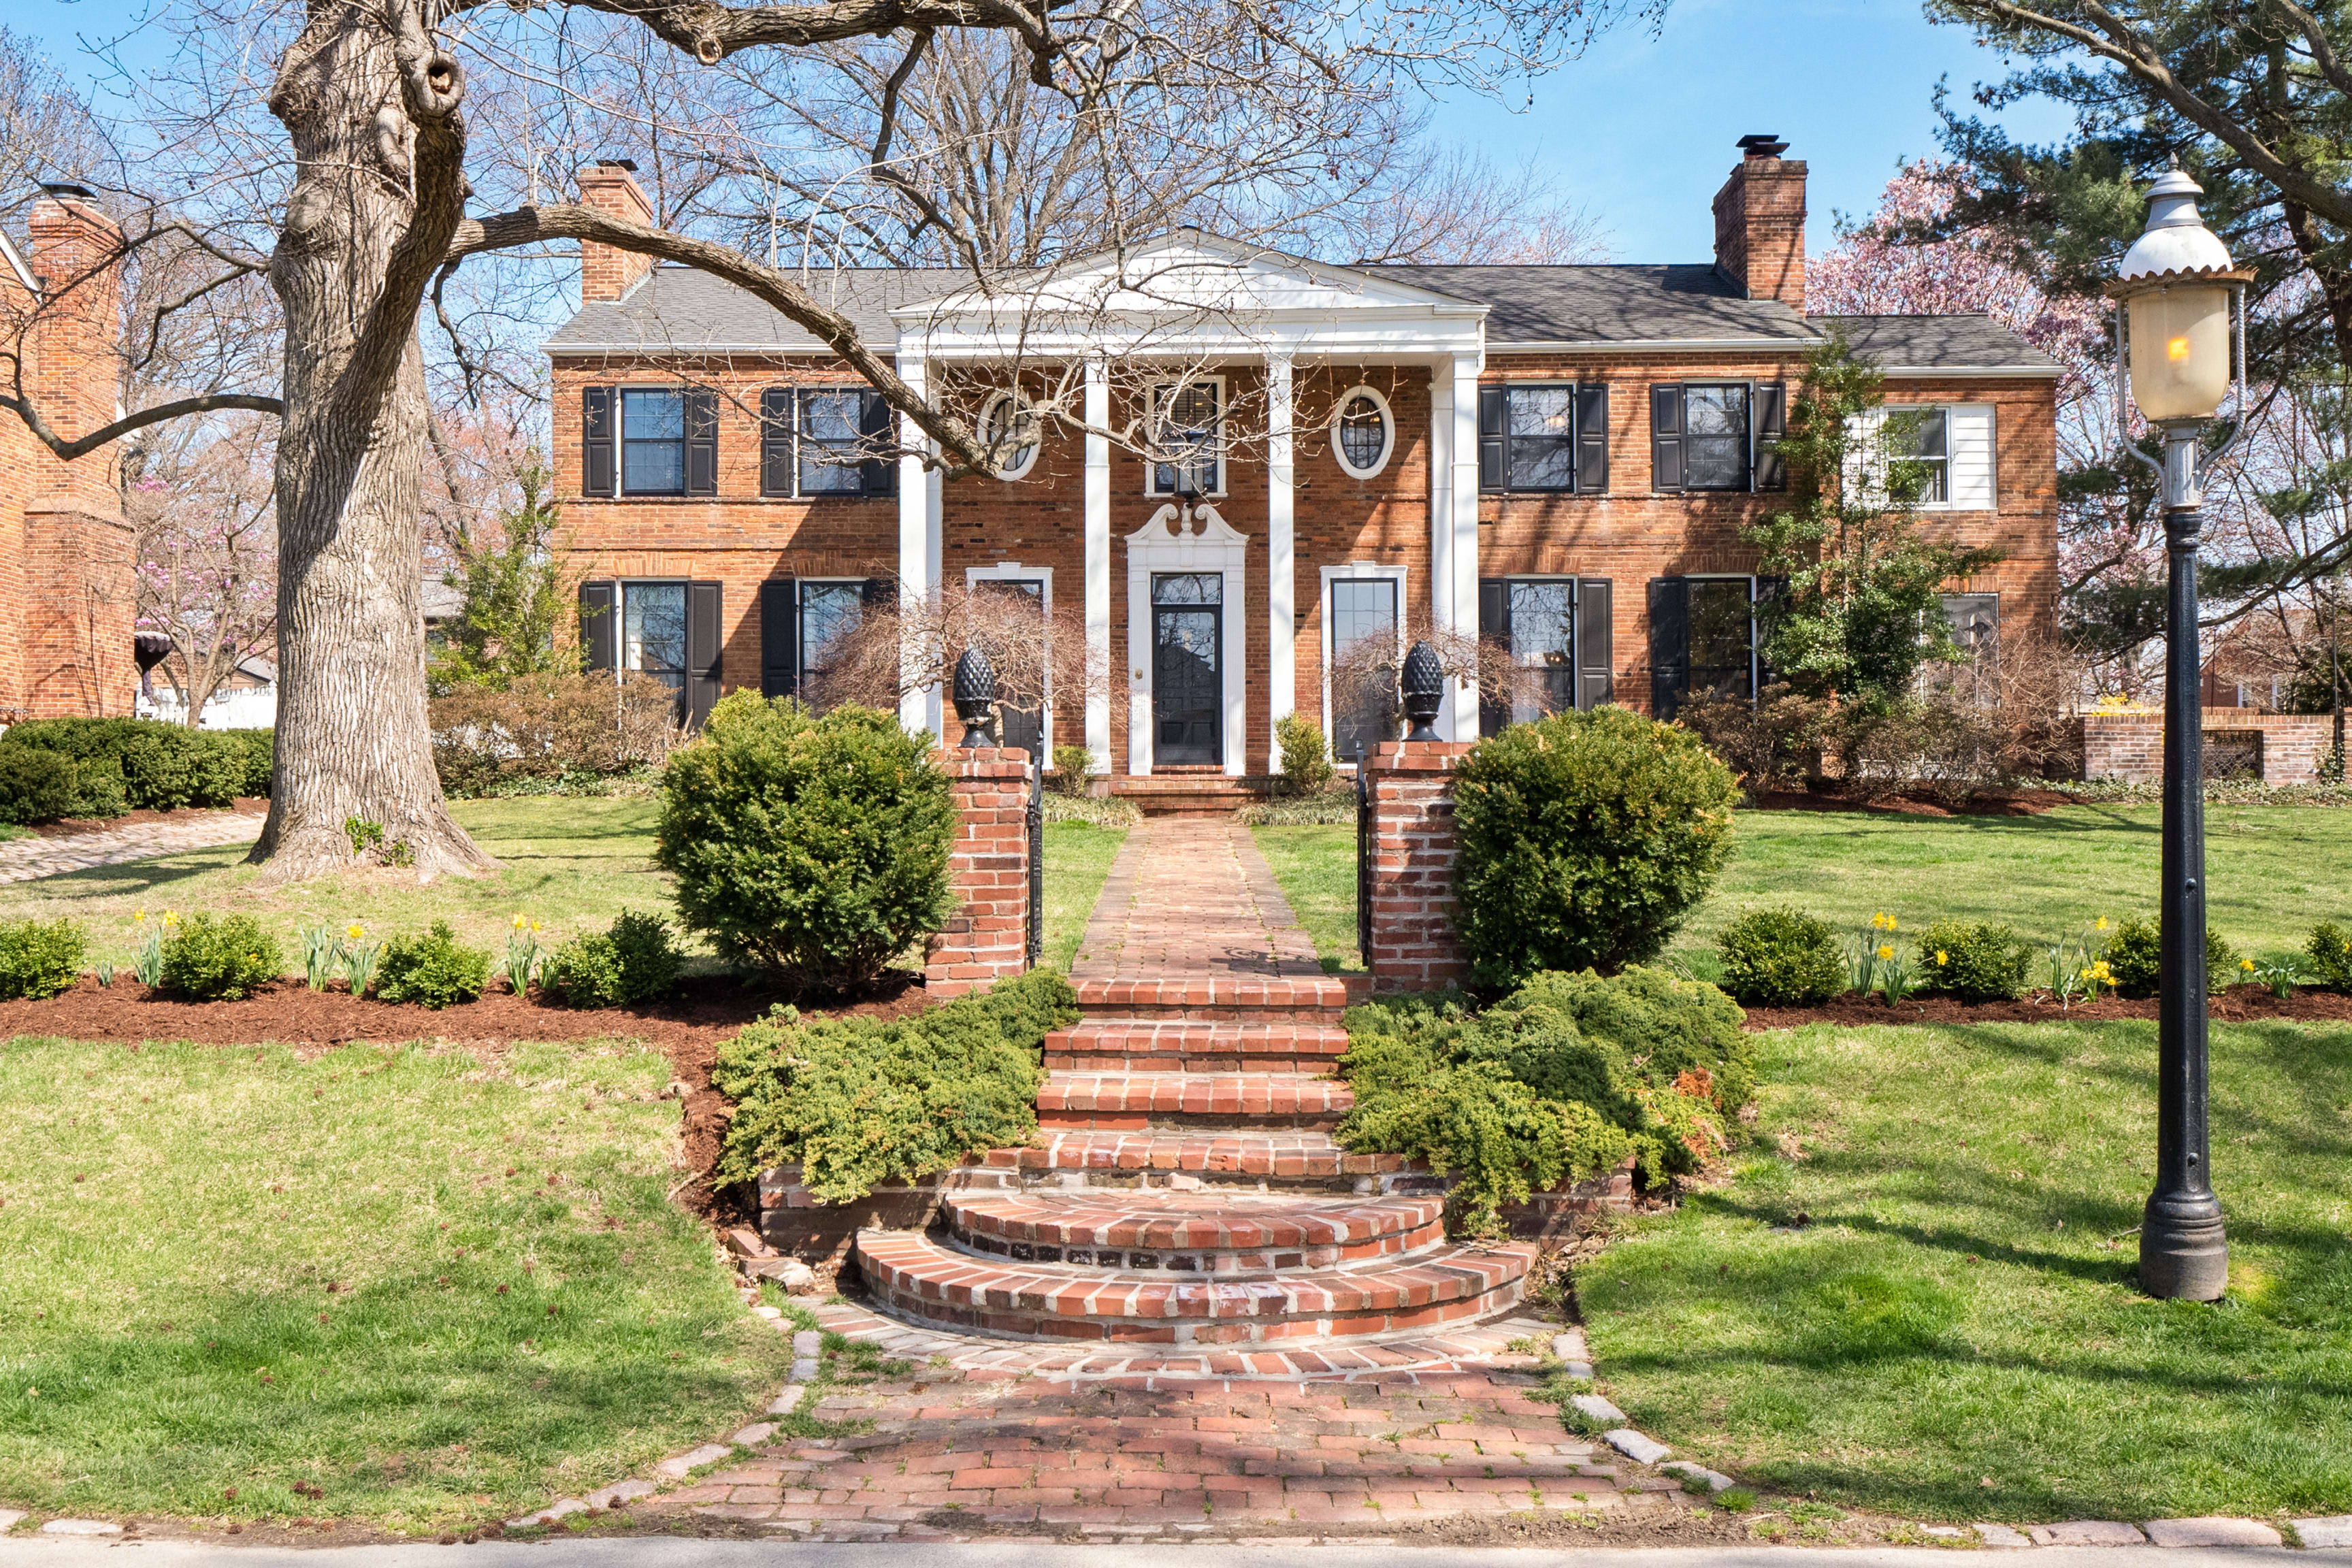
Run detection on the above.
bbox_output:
[1947,404,1996,510]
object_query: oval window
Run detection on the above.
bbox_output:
[981,391,1039,480]
[1333,388,1392,478]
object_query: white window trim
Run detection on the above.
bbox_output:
[616,385,689,499]
[616,576,689,681]
[1143,374,1228,499]
[966,562,1055,754]
[979,390,1041,482]
[1330,384,1396,480]
[1849,403,1995,512]
[1319,561,1409,766]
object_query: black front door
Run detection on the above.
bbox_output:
[1152,572,1221,766]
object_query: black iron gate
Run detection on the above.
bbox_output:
[1354,742,1373,967]
[1026,764,1045,968]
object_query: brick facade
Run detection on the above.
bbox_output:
[1362,739,1474,995]
[0,189,136,720]
[924,746,1034,996]
[2075,710,2334,784]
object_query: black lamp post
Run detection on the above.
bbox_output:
[953,644,997,749]
[2106,159,2251,1303]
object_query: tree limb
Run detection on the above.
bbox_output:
[444,201,992,473]
[0,391,284,462]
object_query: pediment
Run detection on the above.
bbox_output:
[1126,501,1249,548]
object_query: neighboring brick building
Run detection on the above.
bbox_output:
[543,137,2061,787]
[0,184,136,721]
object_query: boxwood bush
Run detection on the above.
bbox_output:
[711,968,1079,1200]
[2310,920,2352,993]
[2103,915,2236,999]
[545,909,684,1009]
[0,917,87,1000]
[1718,905,1846,1005]
[1452,706,1738,987]
[1337,966,1752,1232]
[1914,919,2034,1002]
[0,717,267,819]
[159,913,282,1000]
[657,693,955,992]
[375,920,492,1008]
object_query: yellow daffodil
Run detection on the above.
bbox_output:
[512,913,529,930]
[2089,962,2112,981]
[2240,958,2256,973]
[346,923,365,941]
[2094,915,2109,932]
[161,911,178,926]
[529,920,542,934]
[1936,950,1949,966]
[133,909,146,924]
[1876,945,1894,962]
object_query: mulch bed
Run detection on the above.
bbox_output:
[1742,983,2352,1030]
[1748,783,2078,817]
[29,798,272,837]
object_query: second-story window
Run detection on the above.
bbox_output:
[1477,383,1609,494]
[1650,380,1786,493]
[582,385,714,497]
[623,389,684,495]
[1149,380,1222,495]
[796,387,898,497]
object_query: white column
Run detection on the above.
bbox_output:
[1428,361,1456,732]
[1266,353,1295,776]
[1448,351,1482,738]
[1083,358,1112,772]
[897,355,936,739]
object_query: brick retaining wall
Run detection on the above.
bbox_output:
[2074,710,2334,783]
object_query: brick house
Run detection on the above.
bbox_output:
[0,184,137,721]
[543,137,2059,789]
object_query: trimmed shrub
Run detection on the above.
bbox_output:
[1718,906,1846,1005]
[657,693,956,992]
[2105,916,2238,999]
[227,728,274,796]
[159,913,282,1000]
[1048,744,1094,797]
[0,717,255,814]
[0,748,80,825]
[0,917,86,1000]
[2310,921,2352,993]
[711,968,1079,1200]
[1914,919,2033,1002]
[430,672,678,797]
[1452,706,1739,986]
[1337,966,1752,1231]
[545,910,684,1009]
[375,920,492,1008]
[1275,714,1335,798]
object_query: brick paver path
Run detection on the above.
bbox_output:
[1067,817,1326,983]
[0,810,263,884]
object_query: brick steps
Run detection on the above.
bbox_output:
[1105,774,1274,818]
[1044,1019,1350,1073]
[853,1227,1533,1343]
[983,1130,1404,1183]
[1035,1071,1352,1130]
[942,1190,1443,1271]
[1073,976,1354,1024]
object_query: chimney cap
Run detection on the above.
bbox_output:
[593,158,640,173]
[1736,134,1789,159]
[38,180,98,201]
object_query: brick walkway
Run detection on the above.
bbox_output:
[1067,817,1326,984]
[0,810,263,884]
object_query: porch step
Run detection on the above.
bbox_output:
[942,1189,1443,1271]
[853,1227,1533,1343]
[1107,774,1275,819]
[1043,1019,1350,1073]
[1073,975,1355,1022]
[981,1129,1405,1185]
[1036,1070,1353,1130]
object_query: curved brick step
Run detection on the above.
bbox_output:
[942,1189,1443,1271]
[1036,1071,1352,1130]
[1044,1019,1350,1073]
[983,1129,1404,1186]
[1073,975,1354,1023]
[855,1227,1533,1343]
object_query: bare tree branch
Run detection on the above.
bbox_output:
[0,389,284,462]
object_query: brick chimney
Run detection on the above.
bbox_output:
[1712,135,1808,312]
[576,159,654,303]
[24,183,125,510]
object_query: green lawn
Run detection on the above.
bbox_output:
[1575,1018,2352,1522]
[0,1034,796,1530]
[1256,804,2352,975]
[1040,821,1125,971]
[1252,825,1362,972]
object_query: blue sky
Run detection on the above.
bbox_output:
[14,0,2075,262]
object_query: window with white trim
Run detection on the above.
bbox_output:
[1331,387,1393,479]
[981,391,1041,480]
[1328,575,1400,760]
[1149,380,1222,495]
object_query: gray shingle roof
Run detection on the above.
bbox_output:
[1809,313,2061,371]
[542,259,2056,372]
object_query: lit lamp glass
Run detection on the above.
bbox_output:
[2127,281,2232,421]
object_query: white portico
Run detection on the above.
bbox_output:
[887,235,1488,772]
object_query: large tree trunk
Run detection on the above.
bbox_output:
[251,1,493,882]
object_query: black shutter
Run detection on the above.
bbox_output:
[1478,577,1510,736]
[583,387,615,497]
[1650,384,1684,493]
[1754,381,1788,492]
[1753,574,1790,690]
[760,388,793,498]
[684,388,719,496]
[1648,576,1688,719]
[1477,386,1506,493]
[1575,384,1609,495]
[686,581,723,729]
[578,581,616,672]
[760,577,799,699]
[859,391,898,496]
[861,576,897,611]
[1576,578,1613,709]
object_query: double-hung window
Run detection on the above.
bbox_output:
[1847,404,1995,510]
[1476,576,1615,735]
[1649,381,1786,493]
[1149,380,1222,495]
[1897,408,1950,503]
[581,385,717,497]
[1648,575,1784,719]
[577,577,723,728]
[1477,383,1609,493]
[797,387,896,496]
[621,390,686,495]
[1326,574,1401,760]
